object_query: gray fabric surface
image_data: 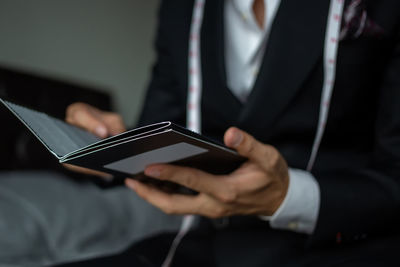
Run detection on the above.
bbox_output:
[0,171,182,267]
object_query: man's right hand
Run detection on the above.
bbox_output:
[65,102,126,138]
[64,102,126,177]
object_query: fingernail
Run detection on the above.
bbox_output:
[95,126,107,138]
[231,129,243,148]
[145,167,161,178]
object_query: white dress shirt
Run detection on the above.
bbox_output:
[224,0,320,234]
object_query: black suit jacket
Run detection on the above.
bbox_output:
[137,0,400,264]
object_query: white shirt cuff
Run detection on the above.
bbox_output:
[259,168,320,234]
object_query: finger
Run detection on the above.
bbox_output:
[66,103,109,138]
[63,164,113,179]
[125,179,201,215]
[102,112,126,135]
[144,164,232,198]
[224,127,276,169]
[144,165,241,204]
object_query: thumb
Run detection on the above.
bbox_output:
[224,127,271,166]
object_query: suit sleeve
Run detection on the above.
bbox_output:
[309,27,400,246]
[136,0,187,127]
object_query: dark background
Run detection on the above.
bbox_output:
[0,0,159,126]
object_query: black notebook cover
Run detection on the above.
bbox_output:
[0,98,245,186]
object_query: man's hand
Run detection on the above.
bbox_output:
[64,102,126,177]
[125,127,289,218]
[65,102,126,138]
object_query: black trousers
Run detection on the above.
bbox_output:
[56,218,399,267]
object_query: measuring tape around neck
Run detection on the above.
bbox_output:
[162,0,344,265]
[186,0,344,171]
[187,0,206,133]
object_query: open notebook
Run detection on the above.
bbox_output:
[1,98,245,185]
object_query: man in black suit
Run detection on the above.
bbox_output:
[66,0,400,265]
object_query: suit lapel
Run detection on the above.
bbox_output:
[237,0,331,135]
[201,0,243,125]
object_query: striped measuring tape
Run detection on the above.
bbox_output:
[162,1,205,266]
[186,0,205,133]
[307,0,345,170]
[162,0,344,265]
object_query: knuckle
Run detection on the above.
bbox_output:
[264,146,281,168]
[244,139,257,155]
[218,187,238,204]
[66,103,88,124]
[181,170,197,188]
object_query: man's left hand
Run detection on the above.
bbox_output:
[125,127,289,218]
